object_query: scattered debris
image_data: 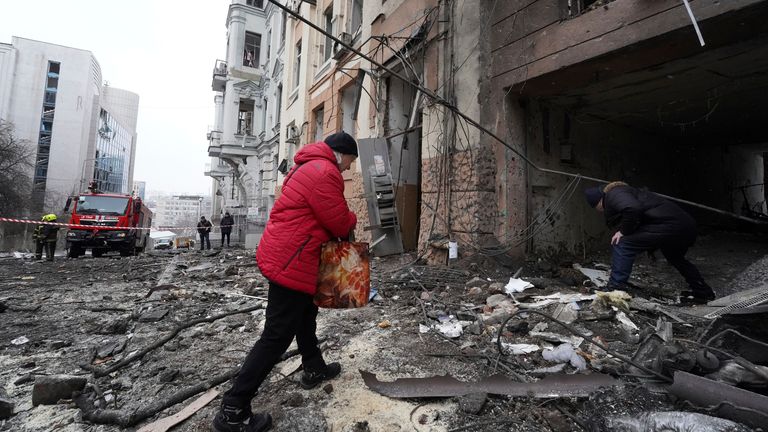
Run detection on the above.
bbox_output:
[504,277,534,294]
[594,290,632,312]
[542,344,588,371]
[497,342,540,355]
[10,335,29,345]
[573,264,609,288]
[378,320,391,329]
[435,320,463,338]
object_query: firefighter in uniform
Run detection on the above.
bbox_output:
[34,214,60,261]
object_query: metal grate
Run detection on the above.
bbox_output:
[705,290,768,318]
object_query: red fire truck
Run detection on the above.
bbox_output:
[64,186,153,258]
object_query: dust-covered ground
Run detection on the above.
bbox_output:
[1,231,767,432]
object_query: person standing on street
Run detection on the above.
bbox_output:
[197,216,212,250]
[33,214,59,261]
[220,211,234,248]
[585,181,715,304]
[213,132,359,432]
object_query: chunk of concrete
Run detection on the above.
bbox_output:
[32,375,87,405]
[0,393,14,419]
[458,392,487,414]
[139,308,169,322]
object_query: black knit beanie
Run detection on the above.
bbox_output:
[584,187,605,208]
[324,131,358,157]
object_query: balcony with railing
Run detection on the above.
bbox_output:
[208,134,261,159]
[204,160,233,179]
[212,59,228,92]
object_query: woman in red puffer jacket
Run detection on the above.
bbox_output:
[213,132,358,432]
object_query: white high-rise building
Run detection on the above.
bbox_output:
[0,36,139,213]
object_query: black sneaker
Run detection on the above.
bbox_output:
[213,405,272,432]
[300,362,341,390]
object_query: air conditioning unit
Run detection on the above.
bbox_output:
[287,124,300,140]
[333,32,352,60]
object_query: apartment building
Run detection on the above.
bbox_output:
[213,0,768,260]
[278,0,485,261]
[0,37,139,213]
[206,0,288,247]
[152,194,213,230]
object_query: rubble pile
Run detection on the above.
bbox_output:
[1,233,767,431]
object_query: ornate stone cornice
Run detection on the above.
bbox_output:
[233,80,263,99]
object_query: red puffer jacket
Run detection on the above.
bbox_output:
[256,142,357,294]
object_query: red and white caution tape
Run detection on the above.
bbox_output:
[0,217,245,232]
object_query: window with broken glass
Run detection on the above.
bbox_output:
[238,99,255,135]
[243,31,261,68]
[323,6,334,62]
[314,107,325,142]
[293,40,302,89]
[350,0,363,37]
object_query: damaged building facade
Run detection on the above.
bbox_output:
[0,37,139,214]
[208,0,767,259]
[483,0,768,257]
[269,0,488,259]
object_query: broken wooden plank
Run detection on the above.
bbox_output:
[136,388,219,432]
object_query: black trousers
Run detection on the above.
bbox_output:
[611,231,711,295]
[221,232,231,246]
[199,232,211,250]
[223,281,324,409]
[35,240,56,261]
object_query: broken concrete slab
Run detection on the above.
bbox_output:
[96,339,127,358]
[458,392,487,414]
[139,308,169,323]
[360,370,619,398]
[0,392,14,419]
[32,375,88,405]
[573,264,609,288]
[14,374,33,386]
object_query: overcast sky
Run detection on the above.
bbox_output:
[0,0,231,195]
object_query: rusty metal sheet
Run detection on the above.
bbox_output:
[670,371,768,429]
[360,370,619,398]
